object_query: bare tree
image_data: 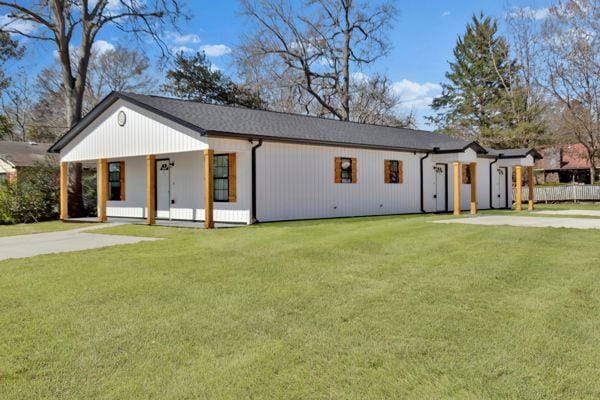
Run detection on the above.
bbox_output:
[87,45,158,106]
[1,69,33,141]
[237,0,396,121]
[0,0,185,215]
[350,74,415,128]
[539,0,600,182]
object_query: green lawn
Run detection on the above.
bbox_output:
[0,221,94,237]
[2,213,600,399]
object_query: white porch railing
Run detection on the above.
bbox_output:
[514,185,600,202]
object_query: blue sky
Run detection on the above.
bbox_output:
[4,0,552,128]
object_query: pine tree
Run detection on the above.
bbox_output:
[162,52,264,109]
[428,13,544,148]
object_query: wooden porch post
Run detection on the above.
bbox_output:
[146,155,156,225]
[453,161,461,215]
[515,166,523,211]
[470,162,477,215]
[204,149,214,229]
[97,159,108,222]
[528,166,535,210]
[59,162,68,221]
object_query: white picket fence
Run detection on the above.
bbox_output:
[515,185,600,203]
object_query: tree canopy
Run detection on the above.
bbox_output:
[429,13,545,148]
[162,51,264,109]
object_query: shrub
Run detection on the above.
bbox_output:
[0,160,59,224]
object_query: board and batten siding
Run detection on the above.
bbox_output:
[255,141,423,222]
[105,148,252,224]
[60,99,209,162]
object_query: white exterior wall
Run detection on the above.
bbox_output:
[60,100,209,162]
[105,145,252,224]
[256,142,425,222]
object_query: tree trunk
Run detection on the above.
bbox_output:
[64,87,85,217]
[341,0,351,121]
[590,165,596,185]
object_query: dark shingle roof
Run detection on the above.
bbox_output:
[121,93,478,152]
[49,92,484,154]
[485,147,542,159]
[0,141,55,167]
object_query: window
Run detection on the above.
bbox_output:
[213,154,229,202]
[108,161,125,201]
[335,157,357,183]
[385,160,403,184]
[462,164,472,184]
[0,173,6,184]
[341,158,352,183]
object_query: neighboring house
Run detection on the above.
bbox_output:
[0,141,54,183]
[48,92,541,228]
[536,143,598,184]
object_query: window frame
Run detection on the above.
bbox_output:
[462,164,472,185]
[108,161,125,201]
[213,154,230,202]
[340,157,353,184]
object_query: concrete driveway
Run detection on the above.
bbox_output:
[0,224,160,261]
[433,215,600,230]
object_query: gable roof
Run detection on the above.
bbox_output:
[49,92,488,154]
[485,147,542,160]
[49,92,537,158]
[0,141,55,167]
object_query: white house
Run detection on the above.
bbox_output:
[48,92,541,228]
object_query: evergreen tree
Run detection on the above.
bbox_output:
[162,52,264,109]
[428,13,544,148]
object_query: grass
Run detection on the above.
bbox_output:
[2,212,600,399]
[0,221,94,237]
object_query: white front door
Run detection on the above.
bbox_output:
[156,159,171,219]
[497,167,507,208]
[434,164,446,212]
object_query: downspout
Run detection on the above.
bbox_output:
[489,157,498,209]
[250,139,263,224]
[420,152,431,213]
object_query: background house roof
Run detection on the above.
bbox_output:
[0,141,54,167]
[536,144,592,170]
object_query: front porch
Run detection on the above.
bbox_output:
[60,145,252,229]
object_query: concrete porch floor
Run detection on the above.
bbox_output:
[66,217,244,229]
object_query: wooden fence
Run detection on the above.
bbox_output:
[515,185,600,203]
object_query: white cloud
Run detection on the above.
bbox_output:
[351,71,369,83]
[89,0,122,12]
[507,6,550,20]
[0,14,37,34]
[199,44,232,57]
[392,79,442,110]
[441,11,451,17]
[165,31,201,44]
[92,40,115,54]
[171,45,195,54]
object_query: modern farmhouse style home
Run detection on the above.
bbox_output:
[48,92,541,228]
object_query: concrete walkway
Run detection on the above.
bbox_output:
[0,224,160,261]
[433,215,600,230]
[536,209,600,217]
